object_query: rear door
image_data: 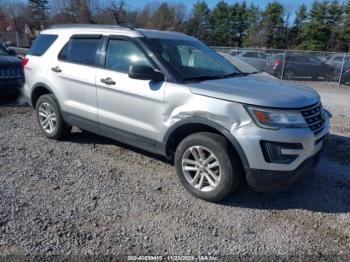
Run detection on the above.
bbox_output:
[48,34,101,124]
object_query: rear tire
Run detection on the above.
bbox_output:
[35,94,71,140]
[174,132,242,202]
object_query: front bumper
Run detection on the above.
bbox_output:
[245,148,323,192]
[231,109,329,191]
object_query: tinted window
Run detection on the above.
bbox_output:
[105,39,151,73]
[28,34,57,56]
[308,57,321,64]
[243,52,257,58]
[59,37,100,65]
[59,37,100,66]
[287,56,306,62]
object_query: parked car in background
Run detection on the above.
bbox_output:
[0,43,24,92]
[219,52,277,80]
[267,53,334,80]
[229,50,270,71]
[324,53,345,68]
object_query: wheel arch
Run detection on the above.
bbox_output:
[163,118,249,169]
[31,83,59,109]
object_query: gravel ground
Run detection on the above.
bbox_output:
[0,83,349,258]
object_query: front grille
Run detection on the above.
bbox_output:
[301,103,326,135]
[0,68,23,79]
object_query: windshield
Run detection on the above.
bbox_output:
[0,45,10,55]
[145,38,241,82]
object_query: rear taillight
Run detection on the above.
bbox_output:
[21,57,29,67]
[274,59,282,66]
[345,68,350,74]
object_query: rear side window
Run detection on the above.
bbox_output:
[59,36,101,66]
[287,56,306,62]
[28,34,58,56]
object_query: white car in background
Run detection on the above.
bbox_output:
[229,50,270,71]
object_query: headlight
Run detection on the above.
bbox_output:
[245,105,307,129]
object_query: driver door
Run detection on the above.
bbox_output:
[95,37,166,143]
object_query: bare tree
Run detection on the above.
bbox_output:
[173,3,186,31]
[6,0,28,31]
[111,0,125,24]
[50,0,91,24]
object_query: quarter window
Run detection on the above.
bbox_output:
[28,34,58,56]
[59,37,101,66]
[105,39,151,73]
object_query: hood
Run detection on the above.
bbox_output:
[188,74,320,108]
[0,55,21,69]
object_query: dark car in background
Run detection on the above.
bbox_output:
[0,44,24,92]
[267,53,334,80]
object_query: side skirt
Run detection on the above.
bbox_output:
[62,111,166,157]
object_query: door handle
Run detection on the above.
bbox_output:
[51,66,62,73]
[100,77,116,85]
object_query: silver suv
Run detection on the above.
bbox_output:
[23,25,329,202]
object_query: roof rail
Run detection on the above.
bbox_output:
[48,23,135,30]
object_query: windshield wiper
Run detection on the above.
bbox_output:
[222,71,260,78]
[182,71,259,82]
[182,75,223,82]
[222,72,249,78]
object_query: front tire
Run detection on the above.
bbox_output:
[35,94,71,140]
[174,132,242,202]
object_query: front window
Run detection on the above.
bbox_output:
[105,39,151,73]
[145,38,240,82]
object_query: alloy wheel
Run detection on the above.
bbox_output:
[38,102,57,134]
[181,145,221,192]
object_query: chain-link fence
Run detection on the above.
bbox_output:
[0,32,32,48]
[213,47,350,87]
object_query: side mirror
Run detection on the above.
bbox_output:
[128,65,164,81]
